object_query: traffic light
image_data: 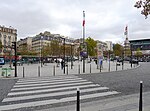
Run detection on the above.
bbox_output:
[12,42,16,50]
[12,41,17,77]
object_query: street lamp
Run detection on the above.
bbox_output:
[40,36,43,67]
[71,43,74,69]
[60,37,65,74]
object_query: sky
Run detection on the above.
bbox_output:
[0,0,149,43]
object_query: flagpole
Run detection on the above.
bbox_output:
[83,11,85,73]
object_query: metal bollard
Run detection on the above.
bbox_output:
[53,65,55,76]
[67,65,68,75]
[116,62,117,71]
[23,67,25,78]
[38,66,40,77]
[139,81,143,111]
[78,64,80,74]
[90,64,91,73]
[100,64,102,72]
[77,88,80,111]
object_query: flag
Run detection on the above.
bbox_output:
[82,11,85,27]
[124,25,128,35]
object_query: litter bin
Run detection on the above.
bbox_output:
[1,68,13,77]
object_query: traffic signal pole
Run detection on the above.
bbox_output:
[12,42,17,77]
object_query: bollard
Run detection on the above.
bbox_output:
[77,88,80,111]
[139,81,143,111]
[23,67,25,78]
[78,64,80,74]
[67,64,68,75]
[38,66,40,77]
[116,62,117,71]
[90,64,91,73]
[53,65,55,76]
[100,64,102,72]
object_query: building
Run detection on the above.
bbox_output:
[31,32,74,56]
[0,25,17,56]
[129,39,150,57]
[18,37,32,51]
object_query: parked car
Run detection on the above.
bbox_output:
[129,59,139,64]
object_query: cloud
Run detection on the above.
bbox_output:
[0,0,149,43]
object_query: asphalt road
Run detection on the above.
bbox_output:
[77,62,150,96]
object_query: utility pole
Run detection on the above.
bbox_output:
[12,42,17,77]
[82,10,85,73]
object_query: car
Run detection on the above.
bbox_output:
[129,59,139,64]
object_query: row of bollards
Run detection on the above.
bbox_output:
[75,81,143,111]
[21,63,104,78]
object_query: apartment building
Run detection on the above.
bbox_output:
[0,25,17,55]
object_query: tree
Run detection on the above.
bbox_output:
[85,37,97,57]
[135,48,143,58]
[134,0,150,19]
[113,43,123,56]
[50,40,60,57]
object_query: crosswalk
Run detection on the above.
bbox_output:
[0,75,120,111]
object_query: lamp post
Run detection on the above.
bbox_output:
[71,43,74,69]
[60,37,65,74]
[82,11,85,73]
[40,36,43,67]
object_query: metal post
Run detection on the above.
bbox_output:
[12,42,17,77]
[77,88,80,111]
[67,64,68,75]
[53,65,55,76]
[108,50,110,72]
[83,11,85,73]
[38,66,40,77]
[71,44,73,69]
[41,37,43,67]
[139,81,143,111]
[78,64,80,74]
[116,62,117,71]
[100,64,101,72]
[131,44,133,68]
[90,63,91,73]
[122,51,124,70]
[23,67,25,78]
[63,38,65,74]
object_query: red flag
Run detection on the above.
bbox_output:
[82,11,85,27]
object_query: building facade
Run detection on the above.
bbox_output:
[0,25,17,56]
[129,39,150,56]
[18,37,32,51]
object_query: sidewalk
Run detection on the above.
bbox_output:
[0,60,135,78]
[40,91,150,111]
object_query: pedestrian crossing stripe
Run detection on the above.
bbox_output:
[16,77,83,85]
[0,75,120,111]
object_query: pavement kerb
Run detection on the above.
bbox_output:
[74,64,141,76]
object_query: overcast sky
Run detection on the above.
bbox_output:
[0,0,149,43]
